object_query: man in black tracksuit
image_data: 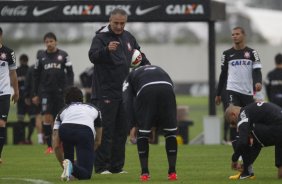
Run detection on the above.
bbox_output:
[225,102,282,179]
[88,8,150,174]
[123,65,178,181]
[33,33,74,154]
[265,53,282,106]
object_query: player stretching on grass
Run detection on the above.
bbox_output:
[225,102,282,179]
[53,87,102,181]
[123,64,178,181]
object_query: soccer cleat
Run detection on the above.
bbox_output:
[61,159,73,181]
[168,172,177,181]
[0,158,2,164]
[99,170,112,174]
[229,172,241,180]
[239,173,256,180]
[140,173,150,182]
[118,170,128,174]
[229,172,255,180]
[45,147,53,154]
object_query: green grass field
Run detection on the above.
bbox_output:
[1,96,280,183]
[0,144,280,184]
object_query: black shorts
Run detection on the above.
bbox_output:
[41,92,64,117]
[135,84,177,131]
[29,103,41,116]
[0,94,11,122]
[227,90,254,107]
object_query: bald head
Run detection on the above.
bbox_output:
[225,104,241,127]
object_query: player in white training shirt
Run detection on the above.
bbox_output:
[0,27,19,163]
[52,87,102,181]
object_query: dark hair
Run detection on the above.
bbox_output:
[110,8,127,17]
[275,53,282,65]
[19,54,28,62]
[65,87,83,105]
[43,32,57,41]
[232,26,245,35]
[0,27,2,35]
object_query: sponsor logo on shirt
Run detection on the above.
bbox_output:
[0,53,7,60]
[244,51,250,59]
[231,60,251,66]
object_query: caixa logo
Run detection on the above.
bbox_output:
[1,6,28,16]
[63,5,101,15]
[166,4,204,15]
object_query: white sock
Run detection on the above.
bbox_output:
[38,133,43,144]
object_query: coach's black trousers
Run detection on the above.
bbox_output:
[94,99,128,173]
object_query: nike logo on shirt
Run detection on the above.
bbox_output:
[135,5,161,15]
[33,6,57,17]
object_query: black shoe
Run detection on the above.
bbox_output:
[239,172,255,180]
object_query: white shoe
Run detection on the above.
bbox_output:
[119,170,128,174]
[61,159,73,181]
[100,170,112,174]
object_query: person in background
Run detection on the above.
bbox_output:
[123,65,178,181]
[88,8,150,174]
[265,53,282,106]
[16,54,37,144]
[0,26,19,163]
[52,87,102,181]
[24,51,44,144]
[33,32,74,154]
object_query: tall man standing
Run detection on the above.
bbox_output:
[0,27,19,163]
[215,26,262,178]
[33,32,74,154]
[88,8,150,174]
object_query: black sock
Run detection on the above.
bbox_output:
[27,118,35,141]
[43,124,52,147]
[137,137,149,174]
[0,127,6,158]
[165,136,177,174]
[230,127,238,151]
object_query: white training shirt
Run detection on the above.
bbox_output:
[0,46,16,96]
[54,102,102,138]
[223,49,262,95]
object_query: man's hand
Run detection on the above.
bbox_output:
[32,96,40,106]
[255,83,262,92]
[11,91,19,104]
[231,161,243,171]
[108,41,120,52]
[215,96,221,105]
[130,127,137,144]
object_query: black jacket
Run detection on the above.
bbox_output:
[232,102,282,162]
[265,68,282,105]
[88,25,150,100]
